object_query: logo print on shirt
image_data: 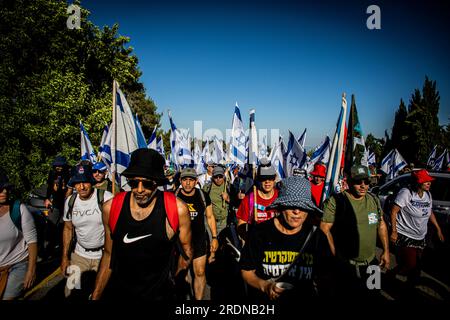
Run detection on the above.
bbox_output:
[123,233,152,244]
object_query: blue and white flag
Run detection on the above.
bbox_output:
[427,145,438,168]
[202,139,212,164]
[431,149,448,171]
[147,126,158,150]
[175,128,193,168]
[367,151,376,166]
[194,140,206,174]
[307,136,331,173]
[285,130,308,177]
[156,135,165,159]
[297,128,307,149]
[168,110,178,168]
[98,125,109,158]
[258,135,268,161]
[134,114,147,149]
[269,140,286,180]
[111,82,139,188]
[80,121,96,163]
[381,149,407,180]
[212,136,225,165]
[323,94,348,202]
[229,103,247,167]
[248,109,258,166]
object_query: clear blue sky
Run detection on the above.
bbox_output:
[84,0,450,149]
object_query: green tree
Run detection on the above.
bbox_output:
[0,0,161,198]
[365,133,383,166]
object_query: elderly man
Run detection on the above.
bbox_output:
[92,149,192,301]
[320,165,390,298]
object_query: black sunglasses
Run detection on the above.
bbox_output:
[93,170,106,174]
[128,179,157,189]
[352,178,370,185]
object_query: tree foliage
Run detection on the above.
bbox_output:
[0,0,161,198]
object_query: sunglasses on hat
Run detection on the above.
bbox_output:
[128,178,157,189]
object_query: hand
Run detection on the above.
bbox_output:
[238,192,245,200]
[210,238,219,253]
[437,230,445,242]
[179,257,190,270]
[221,192,230,203]
[44,199,52,209]
[379,250,390,270]
[23,268,36,290]
[263,280,284,300]
[389,231,398,244]
[60,258,70,277]
[208,252,216,264]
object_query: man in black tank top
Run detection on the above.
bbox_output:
[176,167,218,300]
[92,149,192,301]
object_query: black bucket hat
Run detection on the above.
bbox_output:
[52,155,67,167]
[122,148,168,185]
[69,164,95,186]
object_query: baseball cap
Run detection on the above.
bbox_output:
[180,167,198,179]
[350,165,370,180]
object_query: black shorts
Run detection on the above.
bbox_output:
[192,232,208,259]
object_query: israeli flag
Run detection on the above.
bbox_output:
[147,126,157,150]
[202,139,212,164]
[230,103,247,167]
[212,136,225,164]
[432,149,448,171]
[258,135,268,161]
[381,149,407,180]
[427,145,438,168]
[306,136,331,173]
[156,135,165,159]
[111,83,139,188]
[194,140,206,174]
[98,125,109,156]
[269,140,286,180]
[297,128,307,149]
[367,151,376,166]
[285,130,307,177]
[176,128,193,167]
[80,121,96,163]
[134,114,147,149]
[248,109,258,166]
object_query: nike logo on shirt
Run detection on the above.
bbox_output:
[123,233,152,244]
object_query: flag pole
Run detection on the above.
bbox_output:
[111,80,117,195]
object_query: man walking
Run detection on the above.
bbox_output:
[92,149,192,301]
[320,165,390,298]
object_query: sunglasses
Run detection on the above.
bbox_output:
[213,175,224,179]
[352,178,370,185]
[128,179,157,189]
[93,170,106,174]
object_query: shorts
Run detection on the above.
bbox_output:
[2,260,28,300]
[193,232,208,259]
[395,233,426,250]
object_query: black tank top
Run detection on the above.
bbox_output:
[110,191,176,300]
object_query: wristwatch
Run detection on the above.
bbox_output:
[212,236,217,239]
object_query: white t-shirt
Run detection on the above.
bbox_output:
[0,204,37,267]
[394,188,432,240]
[63,190,113,259]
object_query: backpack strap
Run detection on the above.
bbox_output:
[10,200,22,232]
[109,192,128,234]
[97,189,105,209]
[164,191,179,232]
[65,193,77,220]
[198,189,208,210]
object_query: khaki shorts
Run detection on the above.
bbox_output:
[64,252,100,297]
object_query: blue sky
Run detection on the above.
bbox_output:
[83,0,450,149]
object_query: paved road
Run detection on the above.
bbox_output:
[23,246,450,302]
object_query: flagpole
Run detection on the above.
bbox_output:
[111,80,117,194]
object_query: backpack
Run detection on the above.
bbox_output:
[9,200,22,232]
[65,189,106,220]
[109,191,179,235]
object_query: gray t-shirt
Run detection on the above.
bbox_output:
[394,188,432,240]
[0,204,37,267]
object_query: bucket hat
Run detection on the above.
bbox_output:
[412,169,434,184]
[122,148,167,185]
[69,164,94,186]
[267,176,322,214]
[310,163,326,178]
